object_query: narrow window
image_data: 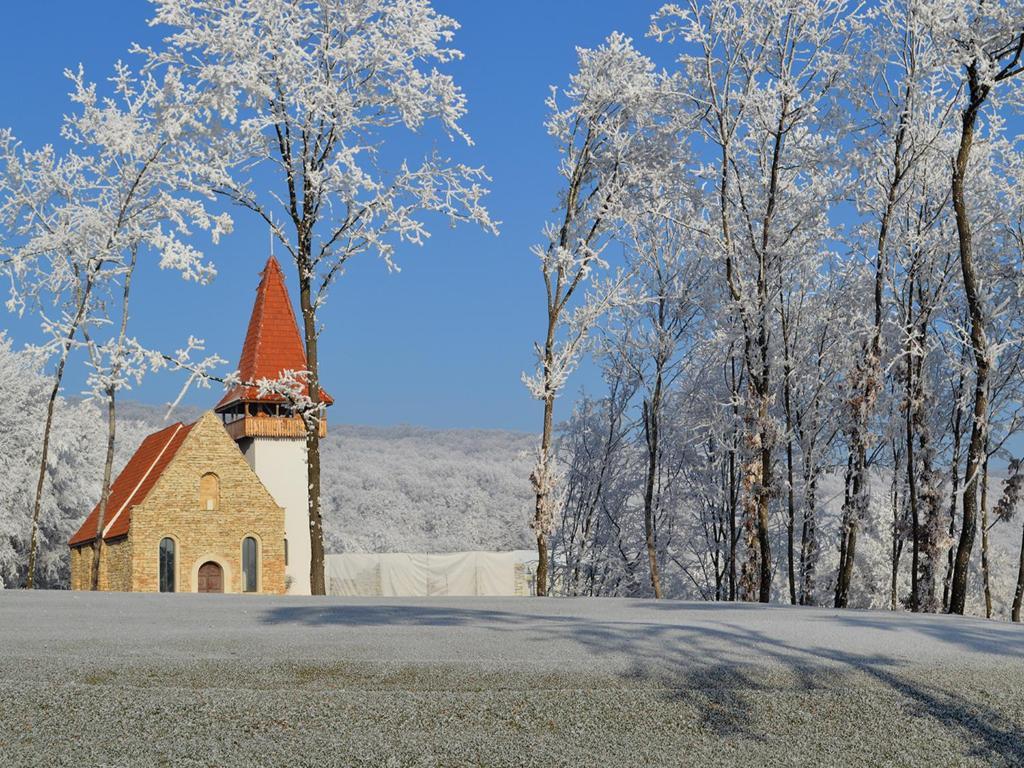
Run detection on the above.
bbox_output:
[284,538,288,566]
[199,473,220,511]
[242,536,259,593]
[159,538,176,593]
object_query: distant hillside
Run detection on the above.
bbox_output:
[120,402,537,554]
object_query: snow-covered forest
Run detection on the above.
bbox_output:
[2,336,1022,619]
[522,1,1024,618]
[0,336,154,588]
[117,403,537,556]
[1,0,1023,622]
[0,372,534,589]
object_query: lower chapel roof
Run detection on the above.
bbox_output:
[68,422,193,547]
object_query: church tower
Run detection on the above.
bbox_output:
[215,255,332,595]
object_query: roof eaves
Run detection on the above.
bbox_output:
[100,422,186,540]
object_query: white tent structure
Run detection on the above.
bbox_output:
[324,551,537,597]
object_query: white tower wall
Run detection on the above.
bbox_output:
[240,437,312,595]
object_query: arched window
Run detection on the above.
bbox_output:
[159,538,176,593]
[199,473,220,510]
[242,536,259,593]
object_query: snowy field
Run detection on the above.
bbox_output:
[1,592,1023,767]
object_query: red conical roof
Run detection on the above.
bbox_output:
[215,255,332,411]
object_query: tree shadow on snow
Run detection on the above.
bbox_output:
[626,599,1024,657]
[827,610,1024,657]
[259,601,1024,763]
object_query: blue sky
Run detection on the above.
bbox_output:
[0,1,672,432]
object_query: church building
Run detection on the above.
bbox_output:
[68,256,331,595]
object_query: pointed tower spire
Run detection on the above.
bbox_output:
[216,255,332,412]
[215,255,330,597]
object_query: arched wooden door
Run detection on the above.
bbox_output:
[197,561,223,593]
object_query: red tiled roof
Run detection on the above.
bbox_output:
[68,422,193,547]
[215,255,332,411]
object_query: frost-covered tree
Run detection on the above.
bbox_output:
[523,33,675,595]
[0,62,226,587]
[599,186,707,597]
[0,333,150,588]
[652,0,859,602]
[550,378,639,597]
[1003,460,1024,621]
[539,1,1024,618]
[920,1,1024,615]
[829,0,960,609]
[842,3,966,612]
[141,0,495,594]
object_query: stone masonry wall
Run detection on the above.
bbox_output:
[101,537,132,591]
[69,545,87,591]
[129,411,286,594]
[69,537,132,591]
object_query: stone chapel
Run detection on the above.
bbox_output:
[68,256,331,595]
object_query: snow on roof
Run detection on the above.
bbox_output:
[68,422,193,546]
[215,255,332,411]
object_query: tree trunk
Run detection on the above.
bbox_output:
[532,306,558,596]
[26,371,65,589]
[980,453,992,619]
[943,365,966,611]
[26,267,98,588]
[757,407,773,604]
[750,110,787,606]
[799,470,818,606]
[949,71,990,616]
[535,522,550,597]
[719,123,773,603]
[728,356,740,601]
[780,303,797,605]
[90,386,117,590]
[905,272,920,611]
[835,97,906,609]
[532,387,554,598]
[836,453,861,608]
[728,436,738,601]
[890,462,903,611]
[641,374,664,599]
[90,248,136,591]
[749,316,774,604]
[1012,519,1024,623]
[785,435,796,606]
[297,244,326,596]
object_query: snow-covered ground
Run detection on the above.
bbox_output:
[1,592,1022,767]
